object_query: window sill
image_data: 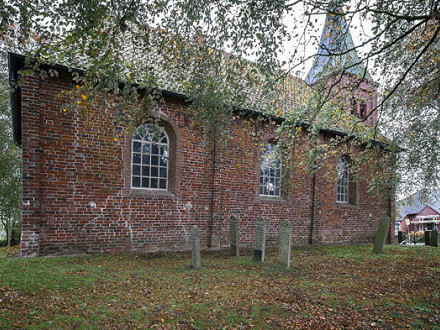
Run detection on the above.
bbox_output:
[130,189,176,199]
[335,201,357,208]
[258,195,288,204]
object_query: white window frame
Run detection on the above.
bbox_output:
[131,125,169,191]
[336,158,349,203]
[260,143,282,197]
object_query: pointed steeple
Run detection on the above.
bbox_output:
[306,3,372,85]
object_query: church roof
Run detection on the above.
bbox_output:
[8,52,392,150]
[306,8,372,85]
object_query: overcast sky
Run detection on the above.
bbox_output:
[280,2,376,81]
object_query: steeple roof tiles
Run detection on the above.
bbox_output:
[306,10,372,84]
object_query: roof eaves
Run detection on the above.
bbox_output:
[8,52,393,150]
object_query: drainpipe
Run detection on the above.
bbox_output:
[309,136,319,245]
[208,138,216,248]
[309,173,316,245]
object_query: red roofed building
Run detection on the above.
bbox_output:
[399,205,440,233]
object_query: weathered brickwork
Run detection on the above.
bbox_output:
[19,72,395,256]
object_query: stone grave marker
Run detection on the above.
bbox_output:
[278,220,292,268]
[230,215,239,257]
[373,217,390,254]
[253,216,267,262]
[191,225,201,269]
[431,230,438,247]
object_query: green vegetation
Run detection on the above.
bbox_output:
[0,245,439,328]
[2,1,440,195]
[0,75,21,247]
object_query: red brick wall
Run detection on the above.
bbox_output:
[19,73,394,256]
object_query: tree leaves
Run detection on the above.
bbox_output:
[1,0,439,196]
[0,74,21,246]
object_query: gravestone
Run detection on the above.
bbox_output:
[425,231,431,246]
[398,231,405,244]
[230,215,239,257]
[373,217,390,254]
[431,230,438,247]
[278,220,292,268]
[253,216,267,262]
[191,225,201,269]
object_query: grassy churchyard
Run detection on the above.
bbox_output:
[0,245,439,328]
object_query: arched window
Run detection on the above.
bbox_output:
[131,125,169,190]
[260,143,281,197]
[337,158,349,203]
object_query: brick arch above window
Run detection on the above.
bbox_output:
[122,114,182,198]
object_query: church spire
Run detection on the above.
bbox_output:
[306,2,372,85]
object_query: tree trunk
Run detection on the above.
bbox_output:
[1,214,11,247]
[7,220,11,247]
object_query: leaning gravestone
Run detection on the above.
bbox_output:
[425,231,431,246]
[373,217,390,254]
[431,230,438,247]
[191,225,201,269]
[253,216,267,262]
[278,220,292,268]
[230,215,239,257]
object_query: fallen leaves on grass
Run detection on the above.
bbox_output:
[0,245,439,328]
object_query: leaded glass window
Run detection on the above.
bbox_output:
[260,143,281,197]
[132,125,169,190]
[337,158,349,203]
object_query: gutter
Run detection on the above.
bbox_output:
[8,52,398,151]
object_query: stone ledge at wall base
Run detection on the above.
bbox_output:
[20,238,386,258]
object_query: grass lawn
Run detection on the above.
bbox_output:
[0,245,439,328]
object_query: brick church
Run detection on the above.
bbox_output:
[10,11,395,257]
